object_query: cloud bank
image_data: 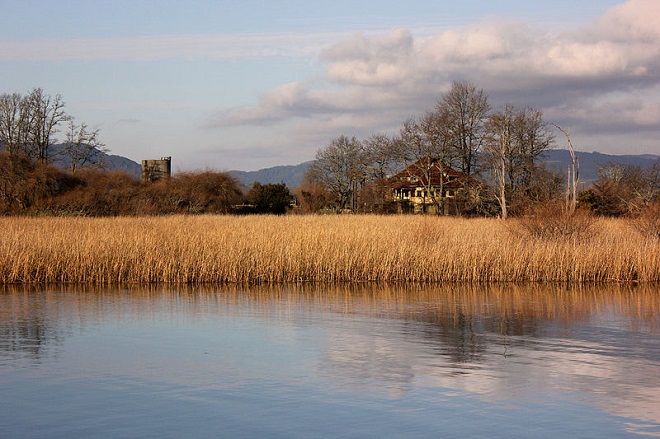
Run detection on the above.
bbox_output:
[209,0,660,154]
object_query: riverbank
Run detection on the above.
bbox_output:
[1,215,658,284]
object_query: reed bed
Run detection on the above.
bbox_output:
[0,215,658,284]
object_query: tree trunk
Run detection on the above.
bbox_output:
[499,155,507,220]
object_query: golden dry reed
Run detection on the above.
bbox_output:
[1,215,658,284]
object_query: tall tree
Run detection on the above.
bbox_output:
[0,92,30,155]
[361,132,399,211]
[484,105,514,219]
[394,111,454,213]
[484,105,554,218]
[24,88,70,163]
[62,121,109,173]
[552,123,579,215]
[510,108,555,197]
[362,132,399,181]
[439,81,490,177]
[307,135,367,211]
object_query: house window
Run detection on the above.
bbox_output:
[415,189,422,197]
[446,190,454,197]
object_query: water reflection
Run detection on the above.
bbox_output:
[0,283,658,437]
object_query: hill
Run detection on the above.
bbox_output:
[541,150,658,183]
[228,150,658,188]
[229,161,313,189]
[20,145,656,189]
[46,143,142,179]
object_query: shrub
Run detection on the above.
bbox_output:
[516,202,597,241]
[633,204,660,240]
[245,182,292,214]
[0,152,84,214]
[45,169,141,216]
[161,171,244,214]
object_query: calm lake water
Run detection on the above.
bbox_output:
[1,284,658,438]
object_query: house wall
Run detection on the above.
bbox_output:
[392,190,459,215]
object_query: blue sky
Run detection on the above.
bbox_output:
[1,0,658,171]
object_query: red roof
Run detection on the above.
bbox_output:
[389,158,467,189]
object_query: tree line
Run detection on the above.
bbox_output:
[0,150,295,216]
[0,87,296,216]
[2,85,657,218]
[0,88,107,171]
[303,81,659,218]
[303,81,562,217]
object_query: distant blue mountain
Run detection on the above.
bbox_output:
[48,143,142,179]
[229,161,314,189]
[32,144,658,189]
[541,150,658,182]
[101,153,142,178]
[228,150,658,189]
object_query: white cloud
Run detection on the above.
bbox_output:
[589,0,660,41]
[322,27,415,86]
[206,0,659,156]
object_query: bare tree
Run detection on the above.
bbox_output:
[586,162,659,216]
[484,106,514,219]
[513,108,554,190]
[394,111,454,214]
[0,92,31,156]
[307,135,367,211]
[362,132,399,181]
[62,120,109,173]
[361,132,399,211]
[552,124,579,215]
[24,88,70,163]
[438,81,490,177]
[485,105,554,218]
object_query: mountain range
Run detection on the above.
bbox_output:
[540,150,658,182]
[47,143,144,178]
[227,150,658,188]
[48,146,658,189]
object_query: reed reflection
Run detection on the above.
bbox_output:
[1,282,657,362]
[1,283,658,434]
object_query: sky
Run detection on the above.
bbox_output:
[1,0,658,171]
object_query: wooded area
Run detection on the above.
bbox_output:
[1,84,658,218]
[302,81,659,219]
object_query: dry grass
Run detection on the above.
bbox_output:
[0,215,658,284]
[633,204,660,240]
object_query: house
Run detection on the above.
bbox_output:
[389,158,469,215]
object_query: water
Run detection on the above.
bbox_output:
[0,284,658,438]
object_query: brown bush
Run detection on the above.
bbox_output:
[141,171,244,214]
[515,203,597,241]
[0,152,84,213]
[633,204,660,240]
[1,152,246,216]
[293,180,334,213]
[43,168,141,215]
